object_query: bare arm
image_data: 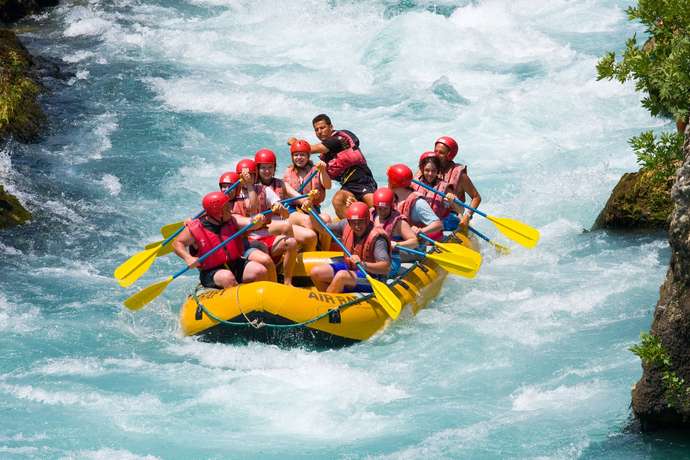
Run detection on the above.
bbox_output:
[393,219,420,249]
[315,160,331,189]
[172,227,199,268]
[459,175,481,225]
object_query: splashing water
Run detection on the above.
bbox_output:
[0,0,684,457]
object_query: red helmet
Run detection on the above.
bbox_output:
[418,151,437,168]
[235,158,257,175]
[435,136,459,160]
[202,191,230,221]
[290,140,311,155]
[254,148,277,166]
[387,163,413,188]
[373,187,395,208]
[345,201,370,221]
[218,171,240,188]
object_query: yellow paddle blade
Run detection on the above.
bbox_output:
[114,246,160,281]
[487,216,540,249]
[123,276,174,311]
[145,239,174,256]
[366,275,402,320]
[433,242,482,268]
[117,245,161,288]
[425,251,478,279]
[160,221,184,239]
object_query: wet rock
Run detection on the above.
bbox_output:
[0,184,31,228]
[593,167,674,230]
[0,28,45,142]
[631,126,690,430]
[0,0,59,24]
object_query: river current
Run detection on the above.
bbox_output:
[1,0,685,458]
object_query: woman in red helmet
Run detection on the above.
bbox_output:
[412,152,464,222]
[371,187,418,277]
[287,114,378,219]
[434,136,481,230]
[172,191,275,289]
[232,158,298,286]
[309,201,391,293]
[387,163,443,241]
[283,139,333,250]
[254,148,318,253]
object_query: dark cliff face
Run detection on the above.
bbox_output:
[631,126,690,430]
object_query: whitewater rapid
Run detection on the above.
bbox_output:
[0,0,681,458]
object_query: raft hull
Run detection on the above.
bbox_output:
[179,232,477,347]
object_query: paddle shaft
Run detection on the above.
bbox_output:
[307,208,369,277]
[159,179,242,249]
[297,169,319,193]
[468,225,490,243]
[171,194,307,281]
[395,245,427,257]
[417,232,438,246]
[412,179,486,218]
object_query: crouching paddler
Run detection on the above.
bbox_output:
[172,191,275,289]
[309,201,391,293]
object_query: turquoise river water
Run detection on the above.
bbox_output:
[1,0,688,458]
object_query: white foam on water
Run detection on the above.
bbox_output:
[62,50,96,63]
[100,174,122,196]
[511,381,608,412]
[169,341,407,439]
[0,292,40,334]
[59,448,161,460]
[63,6,115,38]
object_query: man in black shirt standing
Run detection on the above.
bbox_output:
[288,114,378,218]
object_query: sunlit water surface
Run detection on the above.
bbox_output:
[1,0,685,458]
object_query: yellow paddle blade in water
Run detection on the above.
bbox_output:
[367,275,402,320]
[123,276,174,311]
[114,245,160,281]
[160,221,184,239]
[116,245,162,288]
[425,251,478,279]
[490,240,511,255]
[145,239,174,256]
[433,242,482,268]
[488,216,540,249]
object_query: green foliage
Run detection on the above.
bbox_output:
[597,0,689,185]
[631,332,690,411]
[597,0,690,122]
[629,130,684,182]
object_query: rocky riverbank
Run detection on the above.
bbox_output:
[0,1,55,228]
[630,126,690,430]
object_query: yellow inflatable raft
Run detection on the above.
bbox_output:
[179,232,478,347]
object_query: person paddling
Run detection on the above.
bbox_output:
[254,148,318,252]
[282,139,333,250]
[433,136,481,230]
[387,163,443,240]
[412,152,464,222]
[309,202,391,293]
[172,191,274,289]
[371,187,418,277]
[288,114,378,218]
[232,159,298,286]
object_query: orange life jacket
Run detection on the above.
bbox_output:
[342,222,391,263]
[283,165,325,205]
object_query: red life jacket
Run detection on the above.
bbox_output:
[342,222,391,263]
[441,162,467,201]
[232,185,268,216]
[322,130,367,180]
[186,217,244,271]
[396,190,443,241]
[372,208,405,238]
[411,178,451,219]
[283,165,325,205]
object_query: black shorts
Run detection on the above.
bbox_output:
[199,258,248,289]
[340,165,378,201]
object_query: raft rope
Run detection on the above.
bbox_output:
[189,231,465,331]
[191,284,372,330]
